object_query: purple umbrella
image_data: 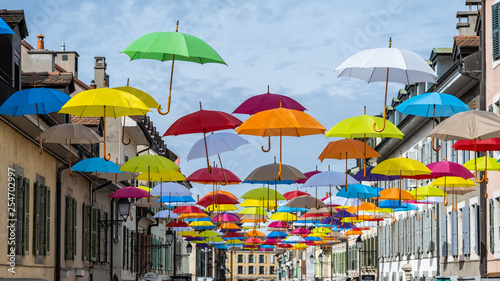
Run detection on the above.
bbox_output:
[354,166,400,182]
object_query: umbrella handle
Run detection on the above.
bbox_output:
[415,213,421,221]
[432,137,441,152]
[433,210,437,221]
[158,55,176,115]
[122,118,131,145]
[474,165,486,183]
[261,137,271,152]
[443,197,448,206]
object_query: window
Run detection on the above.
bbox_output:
[62,54,68,61]
[270,266,275,274]
[259,266,265,274]
[237,254,243,263]
[248,254,254,263]
[237,266,243,274]
[493,2,500,61]
[248,266,254,274]
[65,195,77,260]
[34,176,50,258]
[259,254,265,263]
[98,210,108,262]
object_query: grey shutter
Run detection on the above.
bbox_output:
[72,198,77,259]
[82,204,88,261]
[493,2,500,60]
[490,199,495,253]
[463,206,470,255]
[451,211,458,256]
[442,212,448,256]
[379,226,384,258]
[416,215,420,253]
[23,178,30,255]
[45,187,50,256]
[33,182,40,255]
[475,203,480,254]
[64,196,70,259]
[90,207,98,261]
[431,209,437,252]
[399,219,404,255]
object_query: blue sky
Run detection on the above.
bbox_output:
[6,0,467,198]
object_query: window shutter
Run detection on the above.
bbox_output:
[23,178,30,255]
[379,226,384,258]
[45,187,51,256]
[442,213,448,256]
[64,196,70,259]
[463,206,470,255]
[493,2,500,60]
[431,209,437,252]
[72,198,77,259]
[33,182,40,255]
[82,204,88,261]
[122,227,127,269]
[90,207,98,261]
[490,199,495,253]
[399,219,403,255]
[451,211,458,256]
[475,203,480,254]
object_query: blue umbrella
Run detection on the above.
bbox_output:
[0,17,15,34]
[158,196,196,203]
[72,157,121,201]
[320,217,342,226]
[276,206,308,213]
[0,88,71,152]
[353,166,400,182]
[395,91,469,151]
[336,184,380,199]
[267,231,287,239]
[302,170,358,187]
[378,200,419,211]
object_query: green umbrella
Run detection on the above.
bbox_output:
[241,187,286,201]
[121,21,226,115]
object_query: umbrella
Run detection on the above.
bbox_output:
[302,170,358,208]
[122,21,226,115]
[219,222,240,230]
[283,190,311,200]
[353,166,400,182]
[187,132,249,161]
[0,87,71,153]
[164,103,242,173]
[236,103,325,180]
[133,198,165,208]
[336,184,380,199]
[285,195,326,209]
[239,207,268,216]
[268,221,290,228]
[246,230,266,237]
[197,194,239,208]
[187,167,241,185]
[109,186,149,198]
[59,88,151,160]
[206,204,238,212]
[290,227,311,235]
[276,206,308,213]
[150,182,192,197]
[464,157,500,171]
[213,213,240,222]
[395,91,469,151]
[428,110,500,183]
[295,169,322,184]
[233,86,306,115]
[454,139,500,188]
[269,212,298,221]
[174,206,205,214]
[267,231,288,239]
[240,199,279,209]
[0,17,15,34]
[335,39,437,132]
[136,170,186,182]
[283,236,305,244]
[241,187,286,200]
[71,157,121,201]
[37,123,103,172]
[323,196,363,207]
[153,210,179,219]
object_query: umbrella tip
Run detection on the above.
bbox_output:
[176,20,179,32]
[389,37,392,48]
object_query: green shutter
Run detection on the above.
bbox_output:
[72,198,77,259]
[122,226,127,269]
[90,207,98,261]
[493,2,500,60]
[82,204,88,261]
[45,187,50,256]
[23,178,30,255]
[490,199,495,253]
[33,182,40,255]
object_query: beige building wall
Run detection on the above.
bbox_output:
[228,250,277,281]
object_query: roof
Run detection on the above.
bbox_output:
[21,39,34,50]
[453,35,479,48]
[71,116,101,126]
[0,9,28,38]
[432,48,453,54]
[55,64,90,90]
[22,72,75,92]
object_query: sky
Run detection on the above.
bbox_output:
[6,0,468,199]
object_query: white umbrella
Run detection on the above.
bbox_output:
[283,235,305,244]
[322,196,362,207]
[150,182,192,197]
[153,210,178,219]
[187,132,249,160]
[335,39,437,132]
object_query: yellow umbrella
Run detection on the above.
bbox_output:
[178,230,198,237]
[137,186,152,193]
[269,212,298,221]
[311,227,332,234]
[59,88,151,160]
[239,207,268,216]
[137,170,186,182]
[240,199,279,209]
[199,230,220,237]
[204,237,224,243]
[236,104,325,179]
[430,177,477,188]
[309,232,328,238]
[206,204,238,212]
[189,221,214,227]
[292,243,308,249]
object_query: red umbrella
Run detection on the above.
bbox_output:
[277,243,292,248]
[223,232,244,239]
[283,190,310,200]
[187,167,242,185]
[294,170,322,184]
[197,193,239,208]
[109,186,149,198]
[163,103,242,173]
[452,138,500,151]
[244,237,263,245]
[166,221,189,228]
[173,205,205,214]
[233,86,306,115]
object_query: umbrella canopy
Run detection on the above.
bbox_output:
[295,170,322,184]
[197,194,239,208]
[120,154,179,173]
[323,196,363,207]
[464,157,500,171]
[164,108,242,136]
[241,187,286,200]
[239,207,268,216]
[150,182,191,197]
[430,177,477,188]
[0,17,14,34]
[269,212,298,221]
[302,171,358,187]
[133,198,165,208]
[336,184,380,199]
[285,195,326,208]
[379,188,415,201]
[240,199,279,209]
[267,231,288,239]
[136,170,186,182]
[219,222,240,230]
[408,185,448,198]
[245,230,266,237]
[72,157,121,173]
[283,190,311,200]
[113,85,159,108]
[428,110,500,141]
[187,132,249,161]
[213,213,240,222]
[174,205,205,214]
[233,87,306,115]
[268,221,290,228]
[415,161,474,179]
[290,227,311,235]
[283,235,305,244]
[326,114,404,139]
[109,186,149,198]
[395,91,469,117]
[153,210,179,219]
[318,139,381,161]
[187,167,241,185]
[245,162,306,182]
[353,166,400,182]
[371,157,431,177]
[276,206,308,212]
[453,138,500,151]
[206,204,238,212]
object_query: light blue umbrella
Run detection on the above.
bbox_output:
[302,170,358,187]
[71,157,121,201]
[276,206,308,213]
[153,210,178,219]
[378,200,419,211]
[157,196,196,203]
[336,184,380,199]
[187,132,249,160]
[150,182,192,197]
[0,17,15,34]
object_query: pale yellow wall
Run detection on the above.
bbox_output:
[228,250,277,281]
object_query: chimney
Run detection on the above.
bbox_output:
[36,34,45,49]
[90,80,96,89]
[94,57,107,88]
[61,42,65,51]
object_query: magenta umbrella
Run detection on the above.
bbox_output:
[233,86,306,115]
[294,170,322,184]
[290,227,311,235]
[213,213,240,222]
[268,221,289,228]
[109,186,149,198]
[263,238,279,245]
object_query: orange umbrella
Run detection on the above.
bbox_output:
[379,188,415,201]
[236,103,325,179]
[344,230,363,236]
[245,230,266,237]
[318,138,380,188]
[346,202,382,214]
[219,222,241,230]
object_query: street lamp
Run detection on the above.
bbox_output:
[318,253,323,281]
[356,236,363,280]
[117,198,131,220]
[186,243,193,254]
[166,228,175,244]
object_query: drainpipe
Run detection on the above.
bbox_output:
[110,198,114,281]
[56,164,68,281]
[479,0,487,275]
[436,204,440,277]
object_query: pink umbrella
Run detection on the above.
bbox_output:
[213,213,240,222]
[294,170,322,184]
[283,190,310,200]
[259,247,274,251]
[109,186,149,198]
[268,221,289,228]
[233,86,306,115]
[290,227,311,235]
[263,238,279,245]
